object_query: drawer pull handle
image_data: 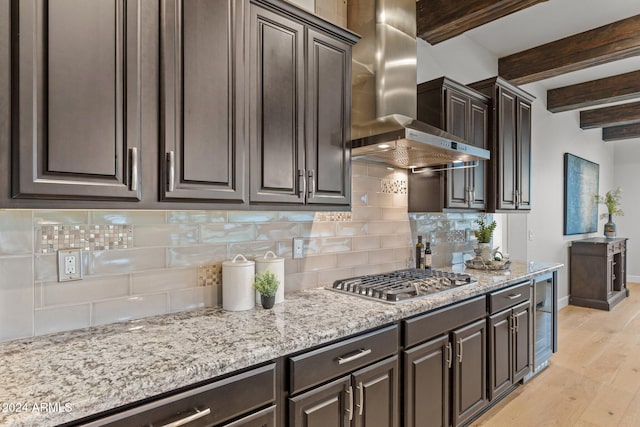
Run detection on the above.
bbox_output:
[160,408,211,427]
[338,348,372,365]
[507,293,522,300]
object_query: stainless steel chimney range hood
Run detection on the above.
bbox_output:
[347,0,490,170]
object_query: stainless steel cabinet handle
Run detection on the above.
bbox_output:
[298,169,306,199]
[446,342,453,369]
[356,382,364,416]
[457,338,463,363]
[507,293,522,300]
[129,147,139,191]
[167,151,176,192]
[159,408,211,427]
[515,314,520,333]
[337,348,372,365]
[308,169,315,199]
[346,385,353,421]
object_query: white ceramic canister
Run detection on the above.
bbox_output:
[255,251,285,305]
[222,254,255,311]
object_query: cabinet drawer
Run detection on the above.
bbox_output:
[79,363,276,427]
[489,282,530,314]
[289,325,398,395]
[403,296,486,348]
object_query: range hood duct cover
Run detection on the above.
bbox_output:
[346,0,490,168]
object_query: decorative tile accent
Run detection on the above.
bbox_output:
[314,212,353,222]
[40,225,133,253]
[198,263,222,287]
[380,178,407,194]
[447,230,467,243]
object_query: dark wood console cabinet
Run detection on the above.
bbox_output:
[570,237,628,311]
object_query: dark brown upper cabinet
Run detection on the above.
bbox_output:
[410,77,489,212]
[470,77,534,212]
[159,0,246,204]
[11,0,142,201]
[248,0,357,207]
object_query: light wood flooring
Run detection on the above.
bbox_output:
[473,282,640,427]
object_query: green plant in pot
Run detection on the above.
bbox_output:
[474,216,497,262]
[253,271,280,309]
[594,187,624,238]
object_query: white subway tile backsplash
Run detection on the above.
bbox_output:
[277,211,315,222]
[34,210,89,225]
[298,254,338,271]
[131,268,197,294]
[298,222,337,238]
[169,286,217,312]
[0,257,34,342]
[228,211,277,223]
[381,233,412,249]
[133,224,199,247]
[92,294,168,326]
[382,207,408,221]
[200,223,257,244]
[306,237,352,254]
[367,221,396,235]
[351,206,382,221]
[0,210,32,255]
[167,210,227,224]
[352,236,381,251]
[34,304,91,335]
[34,253,58,282]
[351,161,368,177]
[167,245,228,267]
[255,223,299,241]
[228,242,277,259]
[336,251,369,268]
[335,221,368,236]
[43,275,130,307]
[352,175,382,193]
[91,248,166,274]
[90,210,167,225]
[284,271,319,293]
[317,266,355,286]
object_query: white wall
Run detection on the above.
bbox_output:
[613,140,640,282]
[417,36,616,305]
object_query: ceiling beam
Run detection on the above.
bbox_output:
[603,123,640,141]
[499,15,640,85]
[580,101,640,129]
[547,70,640,113]
[416,0,547,45]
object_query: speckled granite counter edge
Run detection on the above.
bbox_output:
[0,261,562,427]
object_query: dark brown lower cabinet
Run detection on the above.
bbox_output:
[75,363,276,426]
[289,356,399,427]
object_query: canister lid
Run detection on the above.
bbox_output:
[255,250,283,263]
[222,254,255,267]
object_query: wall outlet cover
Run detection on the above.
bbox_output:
[293,237,304,259]
[57,249,83,282]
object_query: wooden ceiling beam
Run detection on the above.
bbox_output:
[580,101,640,129]
[603,123,640,141]
[416,0,547,45]
[547,70,640,113]
[499,15,640,85]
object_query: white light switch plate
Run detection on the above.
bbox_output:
[293,237,304,259]
[57,249,83,282]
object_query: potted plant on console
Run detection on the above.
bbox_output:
[474,215,497,262]
[595,187,624,238]
[253,271,280,309]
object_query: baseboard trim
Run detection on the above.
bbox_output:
[558,296,569,310]
[627,275,640,284]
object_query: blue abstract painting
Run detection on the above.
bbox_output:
[564,153,599,235]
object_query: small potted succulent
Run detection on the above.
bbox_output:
[595,187,624,238]
[253,271,280,309]
[473,215,497,262]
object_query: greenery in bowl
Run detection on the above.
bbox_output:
[253,271,280,297]
[594,187,624,219]
[473,216,497,244]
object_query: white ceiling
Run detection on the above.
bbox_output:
[463,0,640,90]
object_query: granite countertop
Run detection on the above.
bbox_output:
[0,261,562,427]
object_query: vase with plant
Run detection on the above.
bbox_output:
[595,187,623,238]
[474,216,497,261]
[253,271,280,309]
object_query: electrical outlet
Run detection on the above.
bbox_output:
[58,249,83,282]
[528,230,535,241]
[293,237,304,259]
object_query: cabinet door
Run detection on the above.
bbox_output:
[160,0,246,203]
[516,99,532,210]
[513,301,532,382]
[306,29,351,206]
[469,100,488,210]
[289,377,350,427]
[445,89,470,209]
[452,319,487,427]
[352,356,399,427]
[488,309,512,400]
[12,0,141,200]
[249,5,305,204]
[496,88,517,210]
[403,335,450,427]
[222,405,276,427]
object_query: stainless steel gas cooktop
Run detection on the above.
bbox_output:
[330,268,477,303]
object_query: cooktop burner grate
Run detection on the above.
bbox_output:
[330,268,476,303]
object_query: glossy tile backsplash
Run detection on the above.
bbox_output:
[0,163,486,342]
